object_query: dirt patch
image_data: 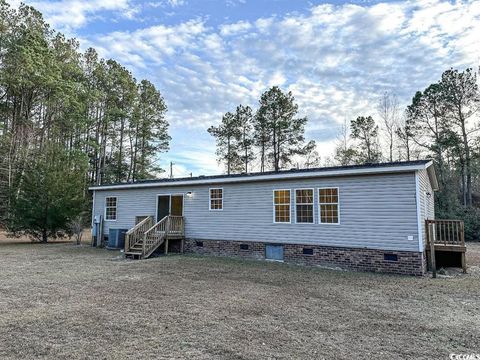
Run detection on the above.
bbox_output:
[0,243,479,359]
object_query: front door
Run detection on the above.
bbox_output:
[157,195,184,221]
[157,195,170,222]
[171,195,183,216]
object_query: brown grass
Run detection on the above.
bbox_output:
[0,239,479,359]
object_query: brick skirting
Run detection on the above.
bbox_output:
[184,239,426,276]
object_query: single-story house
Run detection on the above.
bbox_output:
[90,160,440,275]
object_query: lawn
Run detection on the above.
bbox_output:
[0,239,479,360]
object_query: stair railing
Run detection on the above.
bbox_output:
[143,216,169,258]
[125,216,153,253]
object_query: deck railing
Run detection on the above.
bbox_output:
[425,219,465,247]
[168,215,184,237]
[425,219,466,277]
[125,216,153,253]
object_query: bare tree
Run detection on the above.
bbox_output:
[68,215,85,245]
[377,92,399,162]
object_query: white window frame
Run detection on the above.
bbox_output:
[104,196,118,221]
[318,187,340,225]
[273,189,291,224]
[209,187,223,211]
[294,188,315,224]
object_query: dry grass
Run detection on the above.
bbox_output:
[0,239,479,359]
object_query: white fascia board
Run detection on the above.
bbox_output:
[89,163,429,191]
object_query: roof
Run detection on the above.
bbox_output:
[89,159,436,191]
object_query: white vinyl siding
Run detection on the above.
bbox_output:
[93,172,421,252]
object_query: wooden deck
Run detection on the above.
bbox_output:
[425,219,466,277]
[125,215,185,259]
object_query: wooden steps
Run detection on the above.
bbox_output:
[124,216,184,260]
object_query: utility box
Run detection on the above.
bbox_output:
[107,229,128,249]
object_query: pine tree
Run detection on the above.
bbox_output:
[255,86,309,171]
[234,104,255,173]
[350,116,382,163]
[208,112,242,174]
[8,144,88,242]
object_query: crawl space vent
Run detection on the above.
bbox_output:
[384,253,398,262]
[303,248,314,255]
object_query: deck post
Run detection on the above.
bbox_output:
[460,221,467,273]
[164,216,170,255]
[429,222,436,278]
[461,252,467,274]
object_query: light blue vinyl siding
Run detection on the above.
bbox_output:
[93,172,421,252]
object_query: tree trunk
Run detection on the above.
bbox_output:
[42,228,48,243]
[460,117,472,206]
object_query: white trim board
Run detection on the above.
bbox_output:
[415,171,424,252]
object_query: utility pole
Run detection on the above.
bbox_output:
[170,161,174,179]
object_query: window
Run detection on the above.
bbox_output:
[319,188,339,224]
[105,197,117,221]
[209,188,223,210]
[295,189,314,223]
[273,190,291,223]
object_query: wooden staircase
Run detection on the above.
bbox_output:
[125,215,185,259]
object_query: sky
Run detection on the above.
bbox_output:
[8,0,480,177]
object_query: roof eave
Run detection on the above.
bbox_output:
[89,163,429,191]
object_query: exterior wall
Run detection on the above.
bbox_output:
[417,169,435,251]
[93,172,421,252]
[184,239,426,276]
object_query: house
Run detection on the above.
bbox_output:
[90,160,447,276]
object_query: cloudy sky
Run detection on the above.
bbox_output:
[10,0,480,176]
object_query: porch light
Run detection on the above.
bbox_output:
[186,191,193,197]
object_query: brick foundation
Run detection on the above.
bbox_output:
[184,239,426,276]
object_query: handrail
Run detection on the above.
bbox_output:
[126,216,152,235]
[125,216,153,253]
[143,216,170,258]
[126,215,185,259]
[425,219,465,247]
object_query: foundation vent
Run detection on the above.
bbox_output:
[303,248,314,255]
[384,253,398,262]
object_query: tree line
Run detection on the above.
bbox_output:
[333,68,480,240]
[208,69,480,241]
[0,2,170,240]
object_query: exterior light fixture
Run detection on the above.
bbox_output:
[186,191,193,197]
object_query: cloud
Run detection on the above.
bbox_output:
[21,0,136,31]
[219,20,252,36]
[16,0,480,174]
